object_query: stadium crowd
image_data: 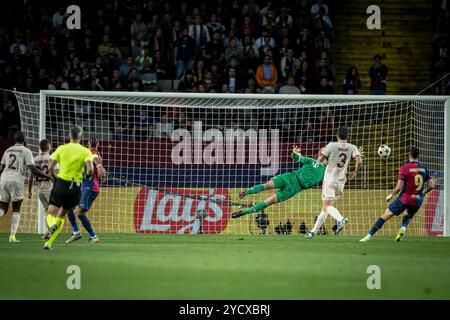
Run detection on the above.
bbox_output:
[430,0,450,94]
[0,0,338,140]
[0,0,446,142]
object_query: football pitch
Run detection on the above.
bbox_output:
[1,234,449,300]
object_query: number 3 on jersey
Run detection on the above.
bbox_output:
[337,153,347,168]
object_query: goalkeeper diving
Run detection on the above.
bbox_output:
[232,146,325,218]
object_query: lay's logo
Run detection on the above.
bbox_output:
[134,188,230,234]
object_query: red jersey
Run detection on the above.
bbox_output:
[398,161,430,205]
[82,149,101,193]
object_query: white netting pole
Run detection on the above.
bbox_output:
[37,91,46,234]
[444,99,450,237]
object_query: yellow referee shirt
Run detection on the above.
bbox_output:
[51,142,94,183]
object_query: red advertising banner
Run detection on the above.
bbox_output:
[134,188,230,234]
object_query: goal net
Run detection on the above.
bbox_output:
[11,90,450,237]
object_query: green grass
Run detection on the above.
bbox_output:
[1,233,450,299]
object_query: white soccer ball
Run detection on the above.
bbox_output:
[378,144,391,157]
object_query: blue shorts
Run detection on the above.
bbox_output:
[79,188,99,211]
[388,197,422,217]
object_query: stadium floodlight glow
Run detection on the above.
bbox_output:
[11,90,450,237]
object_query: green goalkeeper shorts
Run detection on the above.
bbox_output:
[272,172,303,202]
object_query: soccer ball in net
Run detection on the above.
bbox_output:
[377,144,391,157]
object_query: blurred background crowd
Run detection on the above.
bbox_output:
[0,0,448,141]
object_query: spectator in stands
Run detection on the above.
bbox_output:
[84,67,105,91]
[207,13,226,35]
[97,35,111,57]
[369,55,388,94]
[295,60,312,93]
[315,77,334,94]
[241,16,258,38]
[9,36,27,55]
[279,75,300,94]
[134,111,153,141]
[126,67,141,88]
[223,67,242,93]
[276,6,293,29]
[135,46,152,72]
[286,219,293,235]
[153,50,168,80]
[174,28,196,79]
[256,55,278,90]
[255,29,276,49]
[2,99,20,140]
[242,35,259,58]
[317,7,333,31]
[280,48,297,81]
[193,60,206,84]
[224,28,242,50]
[52,6,66,30]
[203,31,225,67]
[225,38,244,64]
[104,44,122,73]
[119,56,135,80]
[189,15,211,47]
[130,13,148,57]
[342,66,362,94]
[79,32,96,63]
[149,28,167,60]
[93,56,108,82]
[153,114,175,139]
[203,71,217,92]
[315,109,334,141]
[116,16,131,57]
[177,69,197,92]
[311,0,329,18]
[255,211,269,235]
[108,69,122,90]
[140,57,157,85]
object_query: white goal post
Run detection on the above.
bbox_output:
[11,90,450,237]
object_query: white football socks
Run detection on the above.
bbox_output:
[11,212,21,237]
[327,206,344,222]
[311,211,328,234]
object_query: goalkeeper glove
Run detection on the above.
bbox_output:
[386,194,393,202]
[292,145,301,156]
[358,146,365,159]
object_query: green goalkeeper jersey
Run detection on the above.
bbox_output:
[290,153,325,188]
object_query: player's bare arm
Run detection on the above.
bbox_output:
[93,157,106,179]
[386,179,404,201]
[27,169,34,199]
[317,151,327,164]
[347,155,362,180]
[85,160,94,179]
[28,164,50,180]
[48,160,58,179]
[423,178,437,196]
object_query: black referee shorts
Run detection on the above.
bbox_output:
[49,178,81,210]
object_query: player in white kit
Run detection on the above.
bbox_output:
[306,127,363,239]
[0,132,50,243]
[28,140,54,210]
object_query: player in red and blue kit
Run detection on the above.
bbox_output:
[360,146,437,242]
[66,138,106,244]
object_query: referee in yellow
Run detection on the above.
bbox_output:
[43,126,94,250]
